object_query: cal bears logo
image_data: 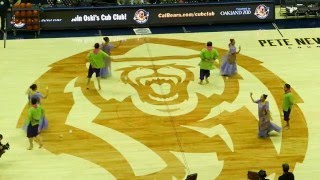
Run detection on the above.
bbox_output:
[254,4,269,19]
[133,9,149,24]
[17,38,308,179]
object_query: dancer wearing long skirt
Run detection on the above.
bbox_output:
[25,84,49,132]
[100,37,122,78]
[27,84,49,104]
[220,39,241,76]
[250,92,281,138]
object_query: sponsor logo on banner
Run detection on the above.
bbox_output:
[254,4,269,19]
[220,8,251,16]
[69,13,127,22]
[133,9,149,24]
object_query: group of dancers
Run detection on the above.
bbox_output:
[198,39,241,84]
[86,37,121,90]
[22,36,119,149]
[22,37,294,151]
[24,84,49,150]
[252,83,294,138]
[199,40,294,138]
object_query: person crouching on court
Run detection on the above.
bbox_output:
[86,43,109,90]
[25,97,44,150]
[199,41,219,85]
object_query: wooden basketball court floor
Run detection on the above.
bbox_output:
[0,27,320,180]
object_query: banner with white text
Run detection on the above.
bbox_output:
[39,2,275,29]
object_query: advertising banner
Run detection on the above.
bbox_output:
[39,2,274,29]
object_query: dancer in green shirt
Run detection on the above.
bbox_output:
[282,83,294,129]
[86,43,109,90]
[26,97,44,150]
[199,41,219,85]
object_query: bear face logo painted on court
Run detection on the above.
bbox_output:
[17,37,308,179]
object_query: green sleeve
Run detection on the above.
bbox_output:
[86,53,90,61]
[103,51,109,59]
[289,94,294,105]
[200,50,205,60]
[24,109,32,125]
[214,50,219,60]
[28,109,32,121]
[40,107,45,124]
